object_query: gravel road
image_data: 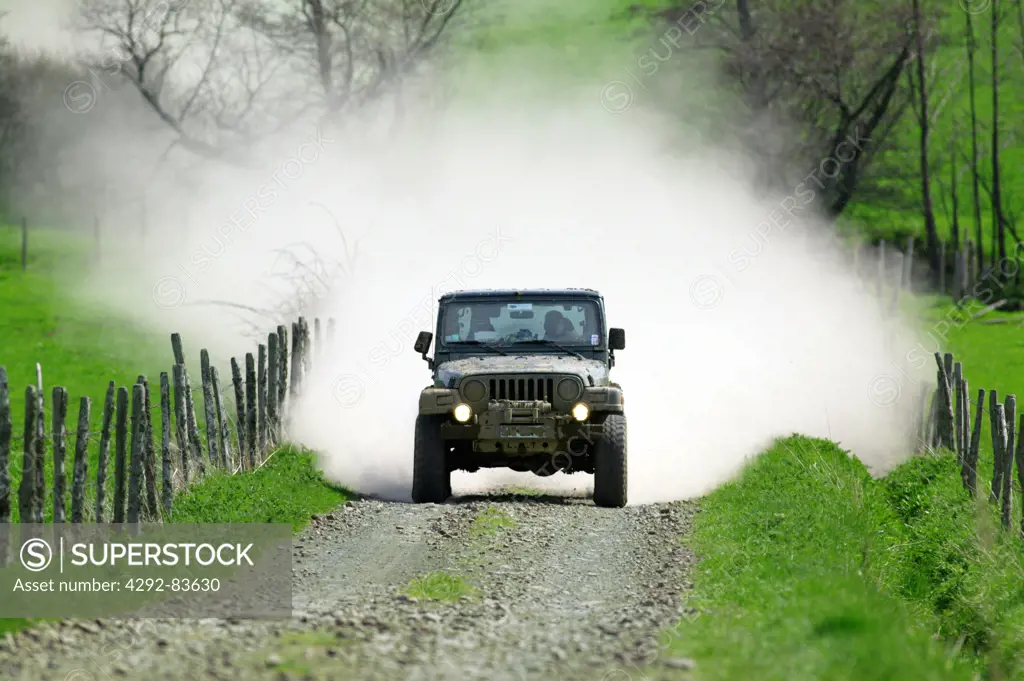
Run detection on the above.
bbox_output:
[0,492,698,681]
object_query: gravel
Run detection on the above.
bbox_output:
[1,492,698,681]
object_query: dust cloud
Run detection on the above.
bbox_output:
[5,5,929,504]
[282,100,929,504]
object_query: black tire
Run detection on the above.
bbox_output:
[593,413,627,508]
[412,415,450,503]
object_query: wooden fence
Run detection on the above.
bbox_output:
[0,315,334,529]
[854,235,1019,309]
[918,351,1024,535]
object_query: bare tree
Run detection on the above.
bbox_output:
[965,6,985,273]
[907,0,941,284]
[236,0,464,122]
[990,0,1008,265]
[660,0,919,217]
[73,0,464,162]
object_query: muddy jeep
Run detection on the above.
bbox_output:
[411,288,627,507]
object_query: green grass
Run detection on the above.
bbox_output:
[669,430,1024,680]
[167,446,349,531]
[0,225,172,522]
[666,436,973,681]
[469,506,516,538]
[404,572,481,602]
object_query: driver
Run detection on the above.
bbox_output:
[543,310,575,340]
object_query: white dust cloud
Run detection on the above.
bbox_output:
[8,4,929,504]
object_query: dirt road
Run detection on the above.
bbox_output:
[0,493,697,681]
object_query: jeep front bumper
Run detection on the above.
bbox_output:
[439,399,595,454]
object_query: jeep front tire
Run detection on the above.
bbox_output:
[412,415,450,503]
[593,413,627,508]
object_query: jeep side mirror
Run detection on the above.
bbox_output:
[414,331,433,355]
[414,331,434,369]
[609,328,625,350]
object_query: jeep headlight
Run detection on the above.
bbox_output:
[571,403,589,422]
[453,403,473,422]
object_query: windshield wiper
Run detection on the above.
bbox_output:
[513,339,585,360]
[448,340,509,356]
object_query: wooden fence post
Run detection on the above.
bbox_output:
[171,332,185,366]
[160,372,172,516]
[916,385,929,451]
[95,382,115,522]
[127,383,145,524]
[211,367,230,469]
[301,317,312,382]
[1002,396,1016,530]
[18,387,36,523]
[258,344,267,454]
[1016,412,1024,538]
[0,367,9,525]
[113,386,129,523]
[934,354,956,450]
[959,377,970,488]
[277,325,289,428]
[182,367,204,474]
[172,365,190,483]
[230,358,246,468]
[268,334,279,446]
[993,403,1009,518]
[967,388,984,497]
[51,386,68,523]
[990,389,1002,502]
[246,353,257,467]
[71,397,90,523]
[139,376,159,519]
[926,389,938,448]
[200,351,220,468]
[33,367,44,523]
[290,321,301,401]
[953,363,964,463]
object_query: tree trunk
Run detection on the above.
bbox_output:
[912,0,941,288]
[951,115,961,254]
[966,9,985,273]
[992,0,1007,266]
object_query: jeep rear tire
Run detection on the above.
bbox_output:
[593,413,627,508]
[412,415,450,503]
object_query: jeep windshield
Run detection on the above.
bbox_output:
[439,298,603,348]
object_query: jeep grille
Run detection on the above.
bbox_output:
[458,374,584,405]
[488,376,555,401]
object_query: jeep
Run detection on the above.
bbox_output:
[411,288,627,507]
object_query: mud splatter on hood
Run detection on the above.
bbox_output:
[435,355,609,387]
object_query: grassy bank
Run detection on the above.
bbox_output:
[167,446,349,530]
[669,436,1024,680]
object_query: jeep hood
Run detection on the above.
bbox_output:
[435,355,609,388]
